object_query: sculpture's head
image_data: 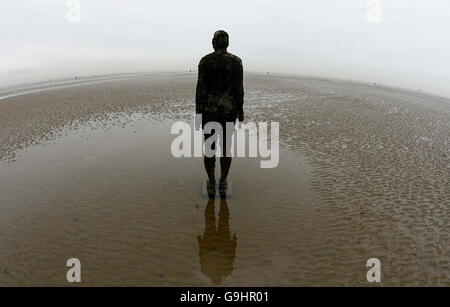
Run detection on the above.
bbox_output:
[212,30,229,51]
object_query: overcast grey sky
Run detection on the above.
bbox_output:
[1,0,449,97]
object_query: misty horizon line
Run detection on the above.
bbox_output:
[1,69,449,101]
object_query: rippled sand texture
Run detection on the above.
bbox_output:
[0,73,448,286]
[245,75,449,286]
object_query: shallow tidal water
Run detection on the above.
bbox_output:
[0,114,322,286]
[0,73,448,286]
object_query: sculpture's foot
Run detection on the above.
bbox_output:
[206,180,216,198]
[219,178,228,198]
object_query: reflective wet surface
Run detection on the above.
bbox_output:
[0,73,448,285]
[0,115,319,286]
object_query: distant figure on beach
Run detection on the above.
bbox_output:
[195,30,244,197]
[197,198,237,284]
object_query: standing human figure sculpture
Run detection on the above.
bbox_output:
[195,30,244,197]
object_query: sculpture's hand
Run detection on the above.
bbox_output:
[236,111,244,129]
[238,111,244,122]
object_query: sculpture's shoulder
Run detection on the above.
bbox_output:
[199,52,242,67]
[225,52,242,66]
[199,52,216,67]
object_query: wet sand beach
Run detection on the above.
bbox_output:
[0,73,448,286]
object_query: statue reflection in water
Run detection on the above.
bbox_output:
[197,198,237,285]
